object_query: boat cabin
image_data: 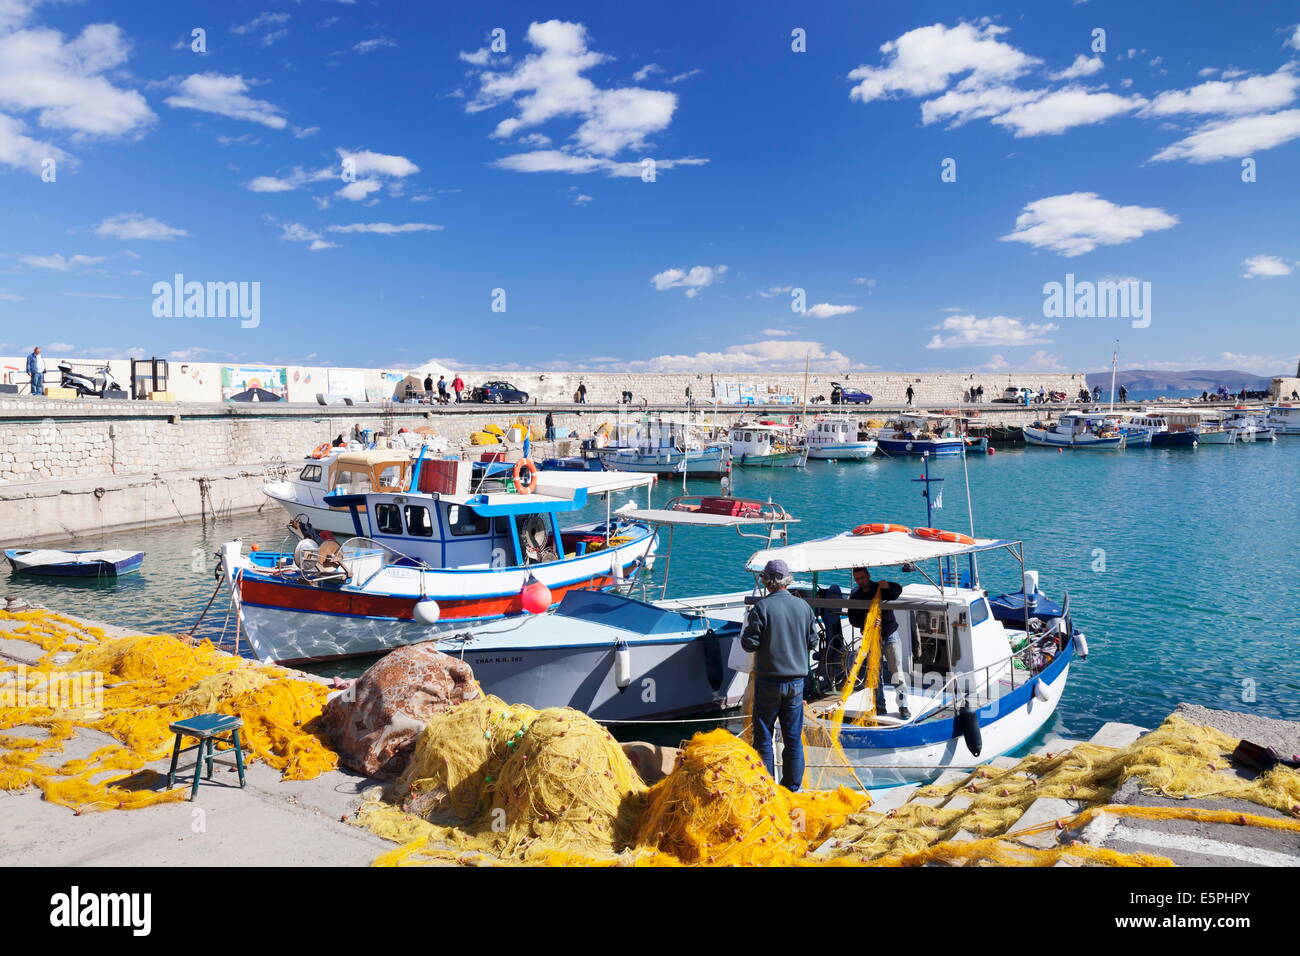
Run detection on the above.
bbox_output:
[808,419,867,443]
[730,422,797,456]
[297,450,414,496]
[322,470,658,571]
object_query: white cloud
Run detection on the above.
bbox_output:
[0,12,154,172]
[325,222,443,235]
[852,277,877,287]
[354,37,396,55]
[926,314,1058,349]
[278,222,338,251]
[1144,67,1300,117]
[805,303,859,319]
[1001,192,1179,257]
[760,328,792,336]
[992,87,1145,136]
[165,73,287,129]
[491,149,706,177]
[848,20,1038,103]
[96,213,187,241]
[463,19,703,179]
[628,339,853,373]
[338,147,419,178]
[20,253,105,270]
[1241,254,1294,278]
[1286,24,1300,52]
[1050,54,1103,81]
[231,12,289,45]
[1150,109,1300,163]
[922,84,1041,127]
[650,265,726,297]
[632,63,661,82]
[335,178,381,201]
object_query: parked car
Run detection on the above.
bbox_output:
[472,380,529,404]
[993,386,1032,404]
[830,382,872,405]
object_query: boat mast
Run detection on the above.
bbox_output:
[1108,343,1118,412]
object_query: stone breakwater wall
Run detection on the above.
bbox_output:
[451,370,1087,405]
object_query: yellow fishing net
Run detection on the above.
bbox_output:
[355,695,648,864]
[0,610,338,812]
[818,713,1300,866]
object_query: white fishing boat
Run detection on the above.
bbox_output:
[1266,403,1300,435]
[597,418,731,476]
[432,495,799,720]
[1023,412,1126,449]
[875,413,988,457]
[1222,407,1276,443]
[806,418,878,460]
[222,466,660,664]
[263,448,422,535]
[729,421,808,468]
[743,525,1086,787]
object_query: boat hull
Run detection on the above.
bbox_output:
[442,629,748,721]
[734,448,808,468]
[1150,431,1199,448]
[807,441,878,460]
[225,535,657,664]
[1023,427,1126,449]
[4,549,144,578]
[796,641,1073,787]
[876,437,969,457]
[597,447,730,477]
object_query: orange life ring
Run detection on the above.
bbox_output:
[852,523,911,536]
[912,527,975,545]
[310,442,332,459]
[512,458,538,494]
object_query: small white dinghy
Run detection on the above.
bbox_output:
[4,548,145,578]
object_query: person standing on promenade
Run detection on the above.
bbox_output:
[905,384,914,406]
[577,381,588,404]
[741,559,818,791]
[452,374,465,403]
[545,410,556,440]
[26,346,45,396]
[423,374,434,403]
[437,375,449,403]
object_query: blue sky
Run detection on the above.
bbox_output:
[1,0,1298,376]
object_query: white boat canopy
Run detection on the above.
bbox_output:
[620,508,799,528]
[745,529,1016,573]
[440,469,657,508]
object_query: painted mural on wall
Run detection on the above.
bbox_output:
[221,365,288,402]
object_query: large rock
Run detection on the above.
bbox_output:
[323,644,479,778]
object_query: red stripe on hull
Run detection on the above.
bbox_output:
[239,574,614,621]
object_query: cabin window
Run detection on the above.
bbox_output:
[374,503,403,536]
[298,464,322,482]
[743,431,753,442]
[404,505,434,537]
[445,504,488,537]
[970,598,990,627]
[377,465,404,490]
[334,469,372,494]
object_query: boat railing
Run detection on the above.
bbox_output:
[839,630,1062,729]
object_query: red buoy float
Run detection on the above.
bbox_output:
[520,575,552,614]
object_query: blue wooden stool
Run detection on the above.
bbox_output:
[167,714,247,799]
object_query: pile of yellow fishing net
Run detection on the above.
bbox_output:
[818,713,1300,866]
[0,609,337,812]
[352,698,868,867]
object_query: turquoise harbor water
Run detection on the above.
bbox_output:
[6,438,1298,739]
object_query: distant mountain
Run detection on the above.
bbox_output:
[1086,369,1279,392]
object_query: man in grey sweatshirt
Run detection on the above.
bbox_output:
[741,559,818,790]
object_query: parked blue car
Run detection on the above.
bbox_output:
[830,382,872,405]
[472,380,530,404]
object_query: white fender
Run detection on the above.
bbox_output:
[1073,631,1089,659]
[611,552,625,583]
[412,598,442,625]
[615,643,632,689]
[1033,680,1050,702]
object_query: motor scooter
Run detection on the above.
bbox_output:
[57,360,122,398]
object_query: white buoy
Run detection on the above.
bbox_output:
[1073,631,1089,659]
[615,643,632,689]
[412,598,441,625]
[1033,680,1050,702]
[611,552,625,584]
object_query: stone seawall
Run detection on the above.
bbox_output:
[449,370,1087,406]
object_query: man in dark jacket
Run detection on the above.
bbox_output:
[741,559,818,790]
[850,567,910,719]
